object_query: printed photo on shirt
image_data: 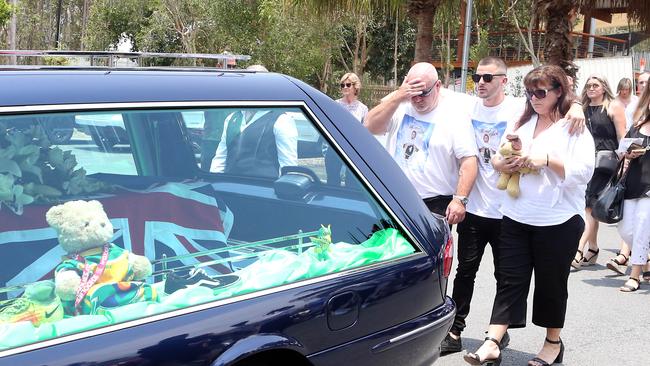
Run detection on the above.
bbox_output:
[394,115,435,172]
[471,120,507,168]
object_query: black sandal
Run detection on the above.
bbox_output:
[463,336,502,365]
[606,252,629,275]
[581,247,599,266]
[527,338,564,366]
[643,259,650,282]
[620,277,640,292]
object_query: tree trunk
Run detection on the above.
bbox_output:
[81,0,90,50]
[413,3,435,62]
[8,0,17,64]
[541,0,578,79]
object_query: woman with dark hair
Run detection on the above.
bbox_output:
[572,75,626,270]
[464,65,594,366]
[616,84,650,292]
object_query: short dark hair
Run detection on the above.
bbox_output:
[478,57,507,73]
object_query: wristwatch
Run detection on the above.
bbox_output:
[453,195,469,207]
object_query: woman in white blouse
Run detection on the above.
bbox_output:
[464,65,594,366]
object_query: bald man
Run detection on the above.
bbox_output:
[365,62,478,225]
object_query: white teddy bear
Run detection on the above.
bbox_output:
[46,200,156,315]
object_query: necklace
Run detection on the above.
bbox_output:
[534,116,556,138]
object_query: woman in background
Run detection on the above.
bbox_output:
[325,73,368,186]
[336,72,368,122]
[617,85,650,292]
[572,75,626,270]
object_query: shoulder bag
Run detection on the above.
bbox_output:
[592,158,628,224]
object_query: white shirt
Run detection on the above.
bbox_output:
[210,111,298,174]
[466,96,525,218]
[499,116,595,226]
[383,96,477,199]
[336,98,368,122]
[625,95,640,130]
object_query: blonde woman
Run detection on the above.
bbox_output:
[336,73,368,122]
[618,77,639,128]
[572,75,626,270]
[616,77,638,109]
[325,73,368,186]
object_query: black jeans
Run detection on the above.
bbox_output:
[450,212,502,335]
[490,215,584,329]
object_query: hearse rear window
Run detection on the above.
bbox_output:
[0,107,416,352]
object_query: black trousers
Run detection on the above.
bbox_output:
[450,212,502,335]
[490,215,584,329]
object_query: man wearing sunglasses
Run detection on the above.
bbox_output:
[440,57,587,356]
[365,62,479,229]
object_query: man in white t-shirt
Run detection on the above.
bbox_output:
[365,62,478,225]
[439,56,520,355]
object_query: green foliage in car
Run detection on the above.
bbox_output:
[0,122,108,214]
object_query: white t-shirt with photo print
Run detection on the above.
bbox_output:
[384,95,477,199]
[466,96,525,218]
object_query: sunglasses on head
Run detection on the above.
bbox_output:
[525,87,558,100]
[340,83,353,88]
[471,73,505,83]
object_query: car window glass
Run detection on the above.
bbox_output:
[191,107,339,183]
[0,106,416,353]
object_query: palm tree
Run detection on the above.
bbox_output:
[288,0,442,62]
[407,0,443,62]
[537,0,650,79]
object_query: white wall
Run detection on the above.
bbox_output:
[505,56,634,97]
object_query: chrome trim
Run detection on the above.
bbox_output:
[372,304,456,353]
[0,100,432,357]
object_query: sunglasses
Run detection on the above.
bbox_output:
[471,73,505,83]
[340,83,353,88]
[525,87,558,100]
[586,83,601,89]
[419,85,435,97]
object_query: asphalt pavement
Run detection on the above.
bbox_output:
[435,223,649,366]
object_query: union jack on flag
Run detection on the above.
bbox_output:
[0,182,233,299]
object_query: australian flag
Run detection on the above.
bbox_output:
[0,182,233,299]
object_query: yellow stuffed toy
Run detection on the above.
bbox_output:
[496,141,539,198]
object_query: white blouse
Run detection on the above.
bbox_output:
[499,115,595,226]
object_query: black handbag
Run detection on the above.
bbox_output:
[592,159,628,224]
[594,150,618,174]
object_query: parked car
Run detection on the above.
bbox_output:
[0,67,454,366]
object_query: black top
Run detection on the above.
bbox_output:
[586,105,618,151]
[624,126,650,199]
